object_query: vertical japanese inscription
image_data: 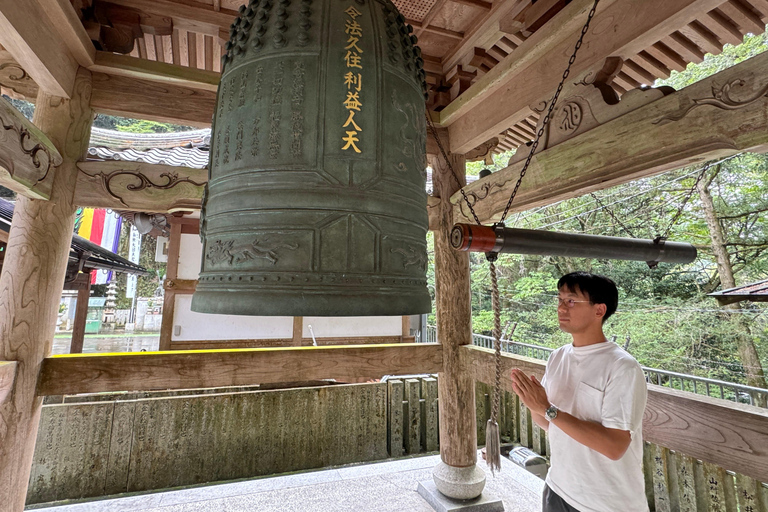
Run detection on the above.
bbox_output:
[269,62,285,159]
[341,6,363,154]
[235,121,244,161]
[291,62,306,157]
[238,70,249,107]
[252,65,263,157]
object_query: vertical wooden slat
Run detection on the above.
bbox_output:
[154,35,165,63]
[387,379,404,457]
[196,33,206,70]
[213,40,222,73]
[401,315,409,342]
[137,36,148,60]
[188,32,197,69]
[422,377,438,452]
[704,462,729,512]
[404,379,420,454]
[735,474,763,512]
[292,317,303,346]
[643,442,656,509]
[204,35,214,71]
[519,401,531,448]
[652,444,673,512]
[144,34,157,61]
[177,29,189,67]
[158,221,182,351]
[676,453,699,512]
[69,276,91,354]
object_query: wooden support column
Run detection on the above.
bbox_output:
[0,68,93,511]
[429,129,485,499]
[69,273,92,354]
[159,220,182,351]
[292,317,303,346]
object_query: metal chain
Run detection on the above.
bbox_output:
[590,192,637,238]
[426,113,482,226]
[490,261,502,423]
[498,0,600,225]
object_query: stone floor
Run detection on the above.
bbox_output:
[27,453,544,512]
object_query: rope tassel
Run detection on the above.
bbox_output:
[486,260,503,475]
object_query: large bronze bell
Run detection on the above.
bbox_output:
[192,0,431,316]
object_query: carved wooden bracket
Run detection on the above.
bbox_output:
[79,0,173,54]
[0,97,63,200]
[508,57,674,166]
[75,160,207,212]
[465,137,498,164]
[451,50,768,225]
[0,51,39,100]
[0,361,17,405]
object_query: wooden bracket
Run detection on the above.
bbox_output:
[0,97,63,200]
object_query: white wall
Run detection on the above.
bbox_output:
[172,295,293,341]
[173,235,404,341]
[303,317,401,338]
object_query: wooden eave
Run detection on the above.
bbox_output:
[2,0,767,157]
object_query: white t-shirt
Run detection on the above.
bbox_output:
[541,341,648,512]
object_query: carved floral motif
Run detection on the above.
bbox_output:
[0,110,55,184]
[655,78,768,125]
[94,169,206,207]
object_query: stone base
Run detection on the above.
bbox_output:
[418,480,504,512]
[432,461,487,499]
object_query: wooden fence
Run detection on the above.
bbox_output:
[29,377,768,511]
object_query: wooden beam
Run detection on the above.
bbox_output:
[644,384,768,485]
[0,96,63,200]
[408,20,465,40]
[76,161,206,212]
[440,0,529,74]
[45,0,97,68]
[464,345,768,485]
[292,317,303,346]
[90,70,216,127]
[159,221,182,351]
[414,0,448,39]
[36,344,444,395]
[69,276,92,354]
[170,335,413,350]
[101,0,238,38]
[0,361,16,404]
[89,51,219,92]
[0,0,80,97]
[449,47,768,225]
[442,0,729,153]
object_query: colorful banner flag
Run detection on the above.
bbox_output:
[77,208,123,284]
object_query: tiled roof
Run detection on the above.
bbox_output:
[87,128,483,191]
[708,279,768,305]
[87,146,209,169]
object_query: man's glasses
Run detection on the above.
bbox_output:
[555,296,591,308]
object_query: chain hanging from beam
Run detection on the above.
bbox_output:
[427,0,602,476]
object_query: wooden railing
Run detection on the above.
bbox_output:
[468,345,768,512]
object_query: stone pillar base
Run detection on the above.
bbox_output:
[432,460,487,500]
[419,480,504,512]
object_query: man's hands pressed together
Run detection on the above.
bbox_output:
[510,368,549,417]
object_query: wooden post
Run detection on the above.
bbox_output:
[429,131,485,499]
[0,68,93,511]
[292,316,303,346]
[69,273,92,354]
[158,220,182,351]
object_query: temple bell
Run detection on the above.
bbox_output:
[192,0,432,316]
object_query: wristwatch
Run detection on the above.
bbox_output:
[545,404,558,421]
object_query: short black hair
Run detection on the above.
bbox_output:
[557,272,619,323]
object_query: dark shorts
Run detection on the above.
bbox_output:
[542,484,581,512]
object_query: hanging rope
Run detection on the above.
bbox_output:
[426,0,601,476]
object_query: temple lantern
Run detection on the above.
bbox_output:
[192,0,431,316]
